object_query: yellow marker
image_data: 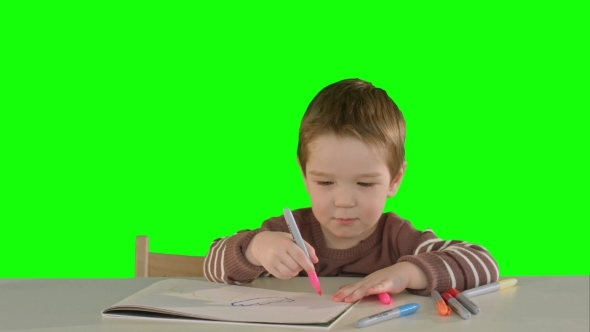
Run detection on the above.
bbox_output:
[461,279,518,298]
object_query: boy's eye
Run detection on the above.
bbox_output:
[316,181,374,187]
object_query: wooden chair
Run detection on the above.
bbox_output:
[135,235,205,277]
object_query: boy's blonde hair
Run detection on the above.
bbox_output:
[297,79,406,180]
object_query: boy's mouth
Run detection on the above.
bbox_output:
[334,218,356,225]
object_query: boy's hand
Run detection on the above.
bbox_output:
[245,231,319,280]
[331,262,427,303]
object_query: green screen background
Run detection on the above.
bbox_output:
[1,2,588,277]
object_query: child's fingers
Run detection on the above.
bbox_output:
[331,285,349,301]
[274,263,298,279]
[279,255,303,275]
[288,244,316,273]
[304,241,319,263]
[344,284,372,302]
[265,265,286,280]
[332,282,364,301]
[365,282,389,295]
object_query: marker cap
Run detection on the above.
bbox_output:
[307,271,322,295]
[441,292,453,302]
[398,303,420,316]
[498,278,518,289]
[447,288,460,297]
[378,293,392,304]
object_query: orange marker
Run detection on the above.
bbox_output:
[430,290,451,316]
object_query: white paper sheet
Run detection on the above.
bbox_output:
[102,279,354,327]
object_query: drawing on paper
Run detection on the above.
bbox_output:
[231,297,295,306]
[169,285,248,301]
[103,279,356,326]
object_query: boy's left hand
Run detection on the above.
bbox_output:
[331,262,426,303]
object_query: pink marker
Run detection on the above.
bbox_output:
[378,292,392,304]
[284,208,322,295]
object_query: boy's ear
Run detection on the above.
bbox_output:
[387,161,407,197]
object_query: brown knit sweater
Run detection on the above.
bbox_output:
[203,208,499,296]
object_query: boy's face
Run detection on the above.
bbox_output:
[300,134,405,248]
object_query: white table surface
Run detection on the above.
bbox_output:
[0,276,588,332]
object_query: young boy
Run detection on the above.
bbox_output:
[204,79,499,303]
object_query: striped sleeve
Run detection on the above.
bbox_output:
[203,229,267,284]
[395,223,499,296]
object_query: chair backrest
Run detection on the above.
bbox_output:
[135,236,205,277]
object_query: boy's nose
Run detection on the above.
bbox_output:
[334,190,355,207]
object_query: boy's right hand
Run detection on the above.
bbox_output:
[245,231,319,280]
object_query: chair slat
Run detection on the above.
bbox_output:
[135,236,205,278]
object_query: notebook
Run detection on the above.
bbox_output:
[102,278,356,329]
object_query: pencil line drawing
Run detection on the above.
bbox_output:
[231,297,295,306]
[169,285,247,301]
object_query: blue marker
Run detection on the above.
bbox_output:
[355,303,420,328]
